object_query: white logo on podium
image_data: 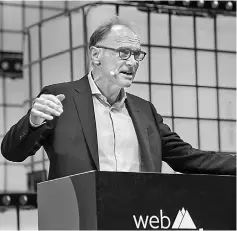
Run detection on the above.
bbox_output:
[172,208,199,229]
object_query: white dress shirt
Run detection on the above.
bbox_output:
[88,72,141,172]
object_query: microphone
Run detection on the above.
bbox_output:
[109,66,121,78]
[110,69,117,77]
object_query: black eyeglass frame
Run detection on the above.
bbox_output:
[95,45,147,61]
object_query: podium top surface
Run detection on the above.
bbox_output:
[38,170,235,184]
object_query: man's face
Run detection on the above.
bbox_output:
[97,25,141,88]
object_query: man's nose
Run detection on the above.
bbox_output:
[125,55,138,66]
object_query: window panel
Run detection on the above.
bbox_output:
[23,153,33,166]
[172,15,194,48]
[217,16,236,51]
[0,138,5,162]
[219,89,236,120]
[42,9,62,20]
[33,162,44,171]
[0,210,17,230]
[26,160,35,173]
[23,99,32,116]
[174,119,198,149]
[5,78,26,104]
[31,63,41,99]
[135,47,148,82]
[42,53,70,87]
[6,107,24,132]
[7,164,27,191]
[198,88,217,119]
[24,1,40,6]
[68,1,84,9]
[33,147,44,162]
[44,159,50,173]
[3,5,22,30]
[23,34,29,66]
[73,48,85,81]
[72,11,84,47]
[173,50,195,85]
[42,16,69,58]
[220,121,236,152]
[87,6,116,39]
[0,31,2,50]
[3,33,22,52]
[197,51,216,87]
[163,117,173,132]
[29,27,40,62]
[151,48,170,83]
[4,1,22,5]
[173,86,197,117]
[0,163,5,191]
[0,106,4,135]
[0,158,5,167]
[0,78,3,103]
[196,17,214,49]
[22,67,31,107]
[119,6,147,44]
[43,149,49,161]
[200,120,218,151]
[20,209,38,230]
[25,8,40,27]
[43,1,65,8]
[218,53,236,88]
[25,153,47,173]
[151,85,171,116]
[151,13,169,46]
[126,83,149,101]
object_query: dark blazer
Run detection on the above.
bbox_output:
[1,75,236,179]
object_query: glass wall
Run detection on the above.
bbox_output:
[0,1,236,229]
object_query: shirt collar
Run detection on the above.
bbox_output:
[88,71,101,95]
[87,71,127,107]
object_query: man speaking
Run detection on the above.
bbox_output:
[1,17,236,180]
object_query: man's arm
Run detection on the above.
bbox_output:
[150,103,236,175]
[0,86,63,162]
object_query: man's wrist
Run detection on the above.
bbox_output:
[29,114,45,128]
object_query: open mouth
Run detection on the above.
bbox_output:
[120,71,133,76]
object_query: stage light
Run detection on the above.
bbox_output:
[197,0,205,7]
[136,0,235,15]
[226,1,233,10]
[168,0,175,5]
[157,8,163,14]
[183,0,190,6]
[2,195,11,206]
[14,62,22,71]
[19,195,28,205]
[1,61,9,70]
[211,0,218,9]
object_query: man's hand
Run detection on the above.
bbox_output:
[30,94,65,126]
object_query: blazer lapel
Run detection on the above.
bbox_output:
[73,76,99,170]
[72,76,158,172]
[126,94,155,172]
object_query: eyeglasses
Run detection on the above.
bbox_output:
[95,45,146,62]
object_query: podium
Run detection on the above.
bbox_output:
[38,171,236,230]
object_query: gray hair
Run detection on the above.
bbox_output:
[88,16,136,48]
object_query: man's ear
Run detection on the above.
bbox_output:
[90,46,101,66]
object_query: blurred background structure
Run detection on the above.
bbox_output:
[0,0,236,229]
